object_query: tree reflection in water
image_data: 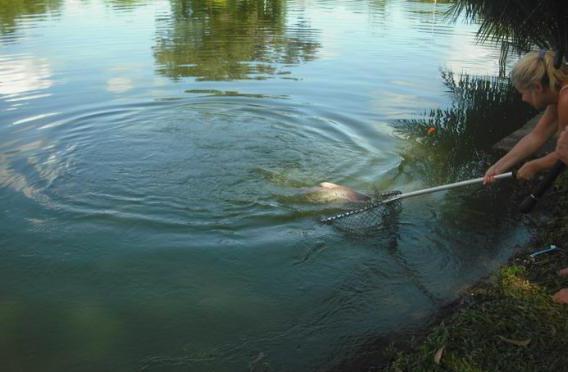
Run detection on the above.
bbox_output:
[153,0,321,81]
[0,0,62,37]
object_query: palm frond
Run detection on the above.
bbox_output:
[448,0,568,64]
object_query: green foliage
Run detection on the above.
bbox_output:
[448,0,568,69]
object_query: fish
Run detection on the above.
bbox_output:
[302,182,370,203]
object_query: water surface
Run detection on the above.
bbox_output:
[0,0,527,370]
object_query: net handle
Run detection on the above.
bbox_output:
[388,171,514,202]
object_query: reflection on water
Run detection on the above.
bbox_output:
[0,57,53,97]
[0,0,531,371]
[105,0,151,11]
[154,0,320,81]
[0,0,62,37]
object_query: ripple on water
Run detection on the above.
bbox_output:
[1,94,397,235]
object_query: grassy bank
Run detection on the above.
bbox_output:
[383,178,568,371]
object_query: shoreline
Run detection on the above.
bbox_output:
[329,176,568,371]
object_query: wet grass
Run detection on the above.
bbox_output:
[383,178,568,372]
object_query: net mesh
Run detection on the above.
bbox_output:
[320,190,403,235]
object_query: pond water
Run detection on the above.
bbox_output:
[0,0,529,371]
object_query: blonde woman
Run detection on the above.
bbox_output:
[484,49,568,183]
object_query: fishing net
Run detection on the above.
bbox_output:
[320,190,402,235]
[318,172,518,234]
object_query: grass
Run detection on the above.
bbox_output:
[383,178,568,372]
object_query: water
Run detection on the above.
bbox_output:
[0,0,528,371]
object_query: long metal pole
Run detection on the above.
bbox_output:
[386,172,513,203]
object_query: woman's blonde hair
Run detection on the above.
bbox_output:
[511,50,568,91]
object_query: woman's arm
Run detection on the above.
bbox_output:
[484,105,558,183]
[516,151,560,180]
[516,91,568,179]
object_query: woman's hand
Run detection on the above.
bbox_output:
[517,160,544,180]
[483,163,504,185]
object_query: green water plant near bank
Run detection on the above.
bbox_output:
[385,180,568,371]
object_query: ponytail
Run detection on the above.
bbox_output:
[511,50,568,91]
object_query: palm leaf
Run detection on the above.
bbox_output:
[448,0,568,66]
